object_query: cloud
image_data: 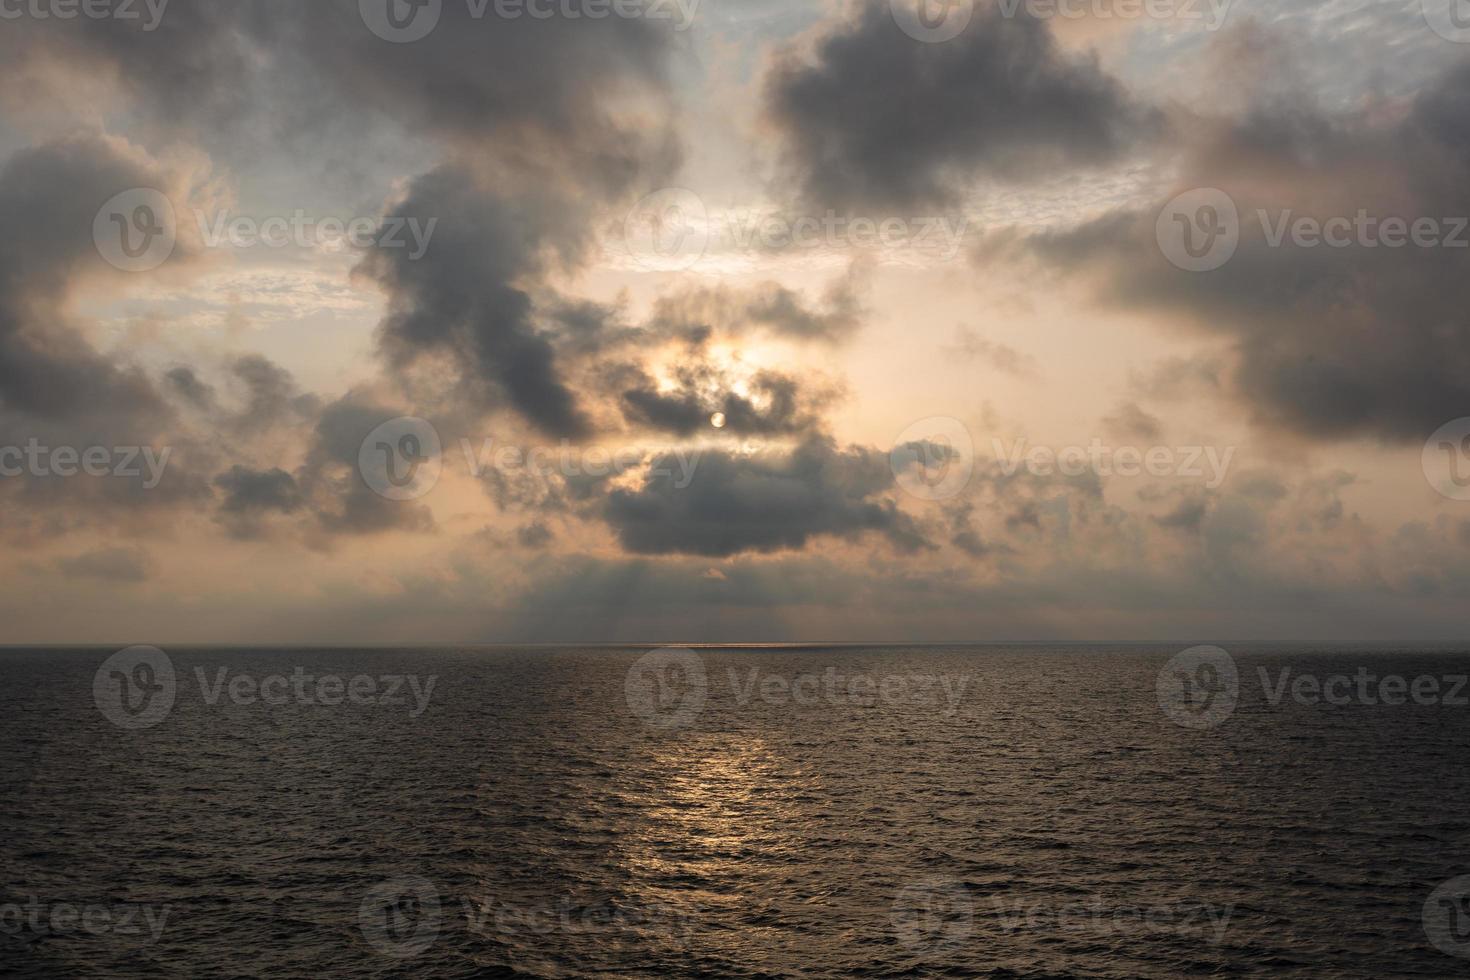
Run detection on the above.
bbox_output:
[55,546,152,583]
[0,134,194,428]
[1,1,682,182]
[764,0,1151,210]
[357,165,597,438]
[620,364,839,437]
[1019,55,1470,443]
[603,437,929,556]
[943,326,1039,378]
[1101,401,1163,442]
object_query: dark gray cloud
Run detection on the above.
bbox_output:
[604,437,929,557]
[213,465,305,540]
[517,521,555,549]
[164,366,217,412]
[620,365,838,437]
[1153,496,1208,532]
[0,135,175,428]
[226,355,321,435]
[1,1,681,183]
[643,272,867,345]
[358,165,596,438]
[6,1,687,447]
[764,0,1150,210]
[1022,59,1470,443]
[295,393,436,538]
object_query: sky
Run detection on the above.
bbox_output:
[2,0,1470,644]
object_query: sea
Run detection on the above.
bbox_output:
[3,644,1470,977]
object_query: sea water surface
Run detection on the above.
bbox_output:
[3,645,1470,977]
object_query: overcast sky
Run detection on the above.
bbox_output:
[2,0,1469,643]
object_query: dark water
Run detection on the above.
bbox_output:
[4,645,1470,977]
